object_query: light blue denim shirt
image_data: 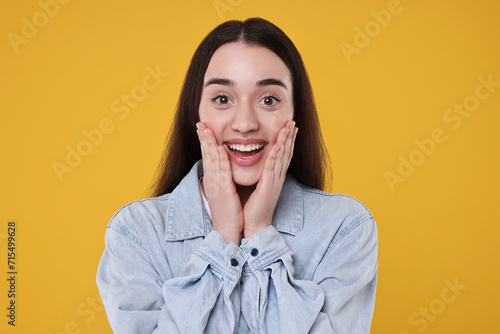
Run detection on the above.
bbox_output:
[96,160,378,333]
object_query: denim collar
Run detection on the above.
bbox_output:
[165,160,303,241]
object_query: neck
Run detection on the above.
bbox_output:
[199,179,256,208]
[235,183,257,207]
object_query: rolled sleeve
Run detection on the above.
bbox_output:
[314,216,379,333]
[97,224,246,333]
[241,226,291,270]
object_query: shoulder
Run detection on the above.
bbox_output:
[111,194,171,219]
[297,184,376,246]
[105,194,172,249]
[299,184,373,222]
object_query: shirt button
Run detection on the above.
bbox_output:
[230,258,239,267]
[250,248,259,257]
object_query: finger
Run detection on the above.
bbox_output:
[196,122,213,179]
[291,127,298,153]
[275,122,293,180]
[262,138,280,186]
[290,127,298,164]
[274,131,287,178]
[280,122,296,178]
[203,127,222,184]
[264,126,288,186]
[218,145,232,186]
[197,122,210,158]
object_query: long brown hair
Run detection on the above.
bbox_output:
[151,17,330,196]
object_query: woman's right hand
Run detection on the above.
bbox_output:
[196,122,244,245]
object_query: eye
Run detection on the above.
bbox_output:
[211,95,232,105]
[259,95,281,106]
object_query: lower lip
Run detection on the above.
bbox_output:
[225,145,266,167]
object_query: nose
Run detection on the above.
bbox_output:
[231,101,259,133]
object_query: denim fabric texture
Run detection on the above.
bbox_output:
[96,160,378,333]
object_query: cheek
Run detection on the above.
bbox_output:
[198,97,219,123]
[198,104,216,127]
[198,102,209,122]
[268,110,293,143]
[265,123,284,148]
[199,111,225,144]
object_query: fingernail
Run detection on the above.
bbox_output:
[195,123,200,130]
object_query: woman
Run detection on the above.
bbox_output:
[97,17,378,333]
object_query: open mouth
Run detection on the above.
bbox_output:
[227,143,265,159]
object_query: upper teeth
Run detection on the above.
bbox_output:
[228,143,264,152]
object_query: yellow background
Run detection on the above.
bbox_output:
[1,0,499,333]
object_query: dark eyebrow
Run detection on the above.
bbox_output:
[204,77,288,90]
[204,78,236,87]
[257,78,287,90]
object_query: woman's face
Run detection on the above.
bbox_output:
[199,42,294,186]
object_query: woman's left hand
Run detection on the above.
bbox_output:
[243,120,298,238]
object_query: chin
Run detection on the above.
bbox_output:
[231,166,262,187]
